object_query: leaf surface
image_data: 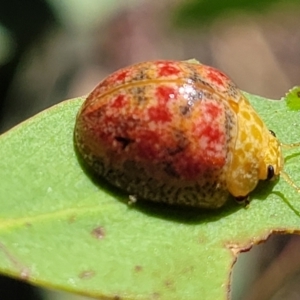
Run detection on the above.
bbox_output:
[0,91,300,300]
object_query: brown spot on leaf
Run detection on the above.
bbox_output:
[78,270,96,279]
[181,265,194,275]
[134,265,143,272]
[164,279,174,289]
[68,215,76,223]
[91,226,105,240]
[151,292,161,299]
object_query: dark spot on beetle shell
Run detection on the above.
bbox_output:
[91,226,105,240]
[167,145,185,156]
[179,105,190,115]
[131,68,151,81]
[203,90,214,101]
[115,136,134,150]
[136,86,146,101]
[167,130,189,156]
[188,66,212,88]
[78,270,96,279]
[128,86,146,103]
[163,163,179,178]
[227,82,239,97]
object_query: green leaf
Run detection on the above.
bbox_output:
[0,92,300,300]
[172,0,299,27]
[284,86,300,111]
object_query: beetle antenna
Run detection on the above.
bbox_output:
[280,142,300,192]
[280,170,300,193]
[281,142,300,149]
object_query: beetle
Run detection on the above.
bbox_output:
[74,60,300,208]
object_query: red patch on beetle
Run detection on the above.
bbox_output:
[174,144,223,179]
[115,70,129,81]
[111,94,127,109]
[155,86,177,104]
[191,102,226,168]
[204,101,222,119]
[148,105,172,123]
[204,126,224,147]
[158,62,181,77]
[135,129,161,160]
[173,155,204,179]
[207,67,228,87]
[146,86,175,122]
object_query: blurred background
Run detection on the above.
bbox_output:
[0,0,300,299]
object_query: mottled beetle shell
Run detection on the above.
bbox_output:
[74,60,282,208]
